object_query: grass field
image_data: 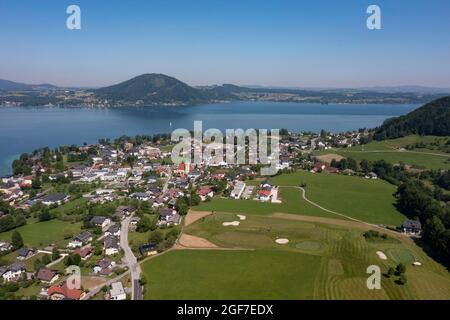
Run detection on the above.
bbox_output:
[314,135,450,170]
[50,197,88,215]
[0,219,82,248]
[141,212,450,299]
[143,250,322,299]
[196,171,405,226]
[270,171,405,226]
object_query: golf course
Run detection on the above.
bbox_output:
[140,169,450,300]
[142,211,450,300]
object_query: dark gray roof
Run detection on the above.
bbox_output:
[115,206,135,214]
[91,216,108,225]
[18,247,33,257]
[159,208,174,217]
[139,243,157,254]
[10,262,25,272]
[74,231,92,242]
[40,193,68,203]
[107,224,120,233]
[96,258,112,269]
[132,192,149,198]
[402,219,422,229]
[104,235,119,249]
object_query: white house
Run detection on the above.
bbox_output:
[130,192,150,201]
[104,236,120,256]
[109,281,127,300]
[104,224,121,238]
[0,263,25,282]
[93,259,115,275]
[67,231,93,248]
[0,241,12,252]
[230,181,246,200]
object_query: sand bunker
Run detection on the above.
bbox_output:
[237,214,246,220]
[376,251,387,260]
[275,238,289,244]
[184,210,212,226]
[413,261,422,266]
[178,234,218,248]
[223,221,240,226]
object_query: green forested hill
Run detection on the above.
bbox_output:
[94,73,205,105]
[374,96,450,140]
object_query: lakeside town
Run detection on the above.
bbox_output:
[1,126,434,300]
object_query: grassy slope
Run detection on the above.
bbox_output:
[0,219,82,248]
[315,135,450,170]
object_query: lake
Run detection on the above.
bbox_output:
[0,101,419,176]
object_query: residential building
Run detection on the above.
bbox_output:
[36,267,59,284]
[139,243,158,256]
[230,181,246,199]
[401,219,422,236]
[104,235,120,256]
[47,281,85,300]
[109,281,127,300]
[39,193,70,206]
[68,231,93,248]
[91,216,111,229]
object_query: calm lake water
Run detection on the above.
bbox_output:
[0,102,419,176]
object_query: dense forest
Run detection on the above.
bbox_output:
[396,179,450,261]
[374,96,450,140]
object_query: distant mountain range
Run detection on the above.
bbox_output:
[0,79,59,91]
[1,74,449,107]
[359,85,450,94]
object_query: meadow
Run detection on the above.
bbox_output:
[0,219,82,248]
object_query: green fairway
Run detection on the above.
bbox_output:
[148,213,450,300]
[143,250,322,299]
[0,219,82,248]
[314,135,450,170]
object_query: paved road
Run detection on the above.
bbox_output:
[161,166,172,194]
[120,215,142,300]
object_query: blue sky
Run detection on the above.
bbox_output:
[0,0,449,88]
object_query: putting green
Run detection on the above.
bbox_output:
[294,241,322,251]
[386,248,416,264]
